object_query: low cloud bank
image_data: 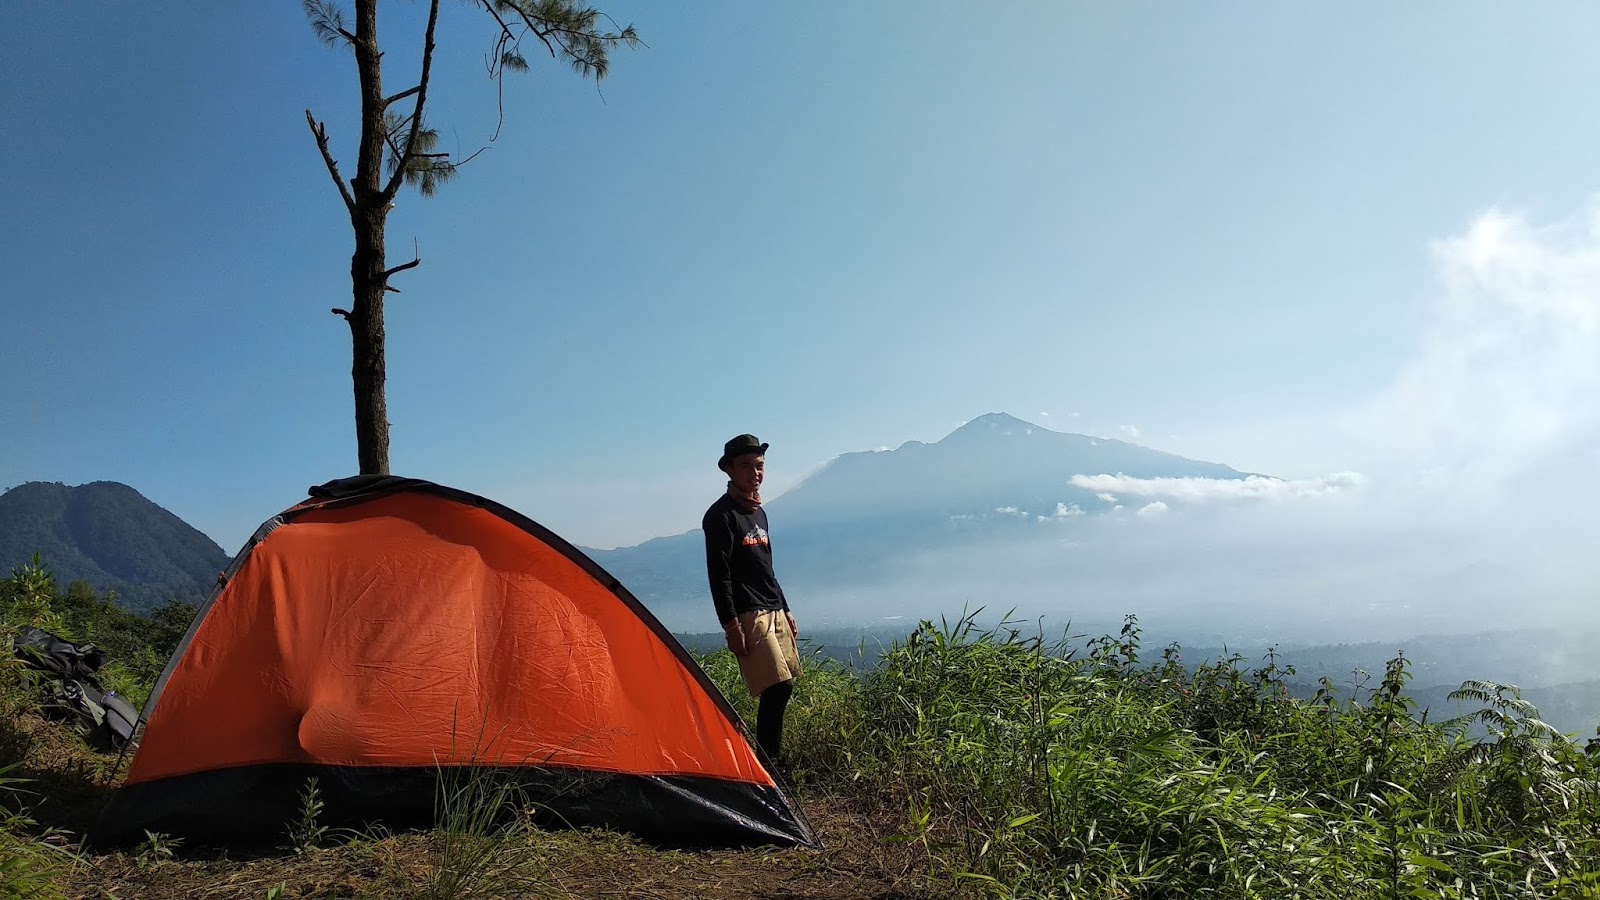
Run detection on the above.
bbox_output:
[1069,473,1364,504]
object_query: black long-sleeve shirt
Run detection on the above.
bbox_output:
[702,494,789,627]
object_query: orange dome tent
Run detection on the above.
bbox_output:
[94,476,813,849]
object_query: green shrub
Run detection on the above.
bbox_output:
[744,612,1600,898]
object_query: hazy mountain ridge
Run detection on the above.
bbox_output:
[1186,624,1600,735]
[0,481,229,613]
[591,412,1259,629]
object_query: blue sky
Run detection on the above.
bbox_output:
[5,2,1600,554]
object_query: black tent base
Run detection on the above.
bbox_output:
[90,763,815,851]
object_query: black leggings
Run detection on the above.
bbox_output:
[756,679,794,761]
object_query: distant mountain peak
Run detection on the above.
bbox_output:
[947,412,1046,439]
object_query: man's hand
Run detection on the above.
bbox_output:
[724,619,749,657]
[786,611,798,640]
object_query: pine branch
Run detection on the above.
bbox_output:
[493,0,641,82]
[383,85,423,108]
[477,1,641,137]
[528,23,560,61]
[305,110,356,212]
[304,0,355,48]
[480,0,516,41]
[382,0,441,201]
[382,111,410,172]
[488,32,514,139]
[383,258,421,279]
[381,238,422,287]
[382,112,458,198]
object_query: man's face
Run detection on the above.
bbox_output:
[727,454,765,494]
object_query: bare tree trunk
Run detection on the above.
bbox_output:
[349,212,389,475]
[350,0,390,475]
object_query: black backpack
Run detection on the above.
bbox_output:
[13,627,139,751]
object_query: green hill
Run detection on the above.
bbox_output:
[0,481,228,613]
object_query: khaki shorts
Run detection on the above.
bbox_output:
[734,609,802,697]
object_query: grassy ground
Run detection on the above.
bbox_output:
[67,793,942,900]
[6,586,1600,898]
[0,694,948,900]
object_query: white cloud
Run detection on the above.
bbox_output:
[1054,502,1086,518]
[1070,472,1363,503]
[1136,501,1169,517]
[1119,424,1141,440]
[1347,202,1600,492]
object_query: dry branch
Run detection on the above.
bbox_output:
[305,110,356,212]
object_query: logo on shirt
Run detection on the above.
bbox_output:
[740,526,769,548]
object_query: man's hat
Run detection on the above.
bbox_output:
[718,434,769,470]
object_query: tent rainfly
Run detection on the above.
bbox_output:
[93,475,814,849]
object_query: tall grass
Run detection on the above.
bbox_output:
[0,561,83,898]
[423,764,546,900]
[0,766,74,899]
[708,614,1600,899]
[414,712,566,900]
[695,643,865,788]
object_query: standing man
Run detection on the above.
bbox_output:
[703,433,802,768]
